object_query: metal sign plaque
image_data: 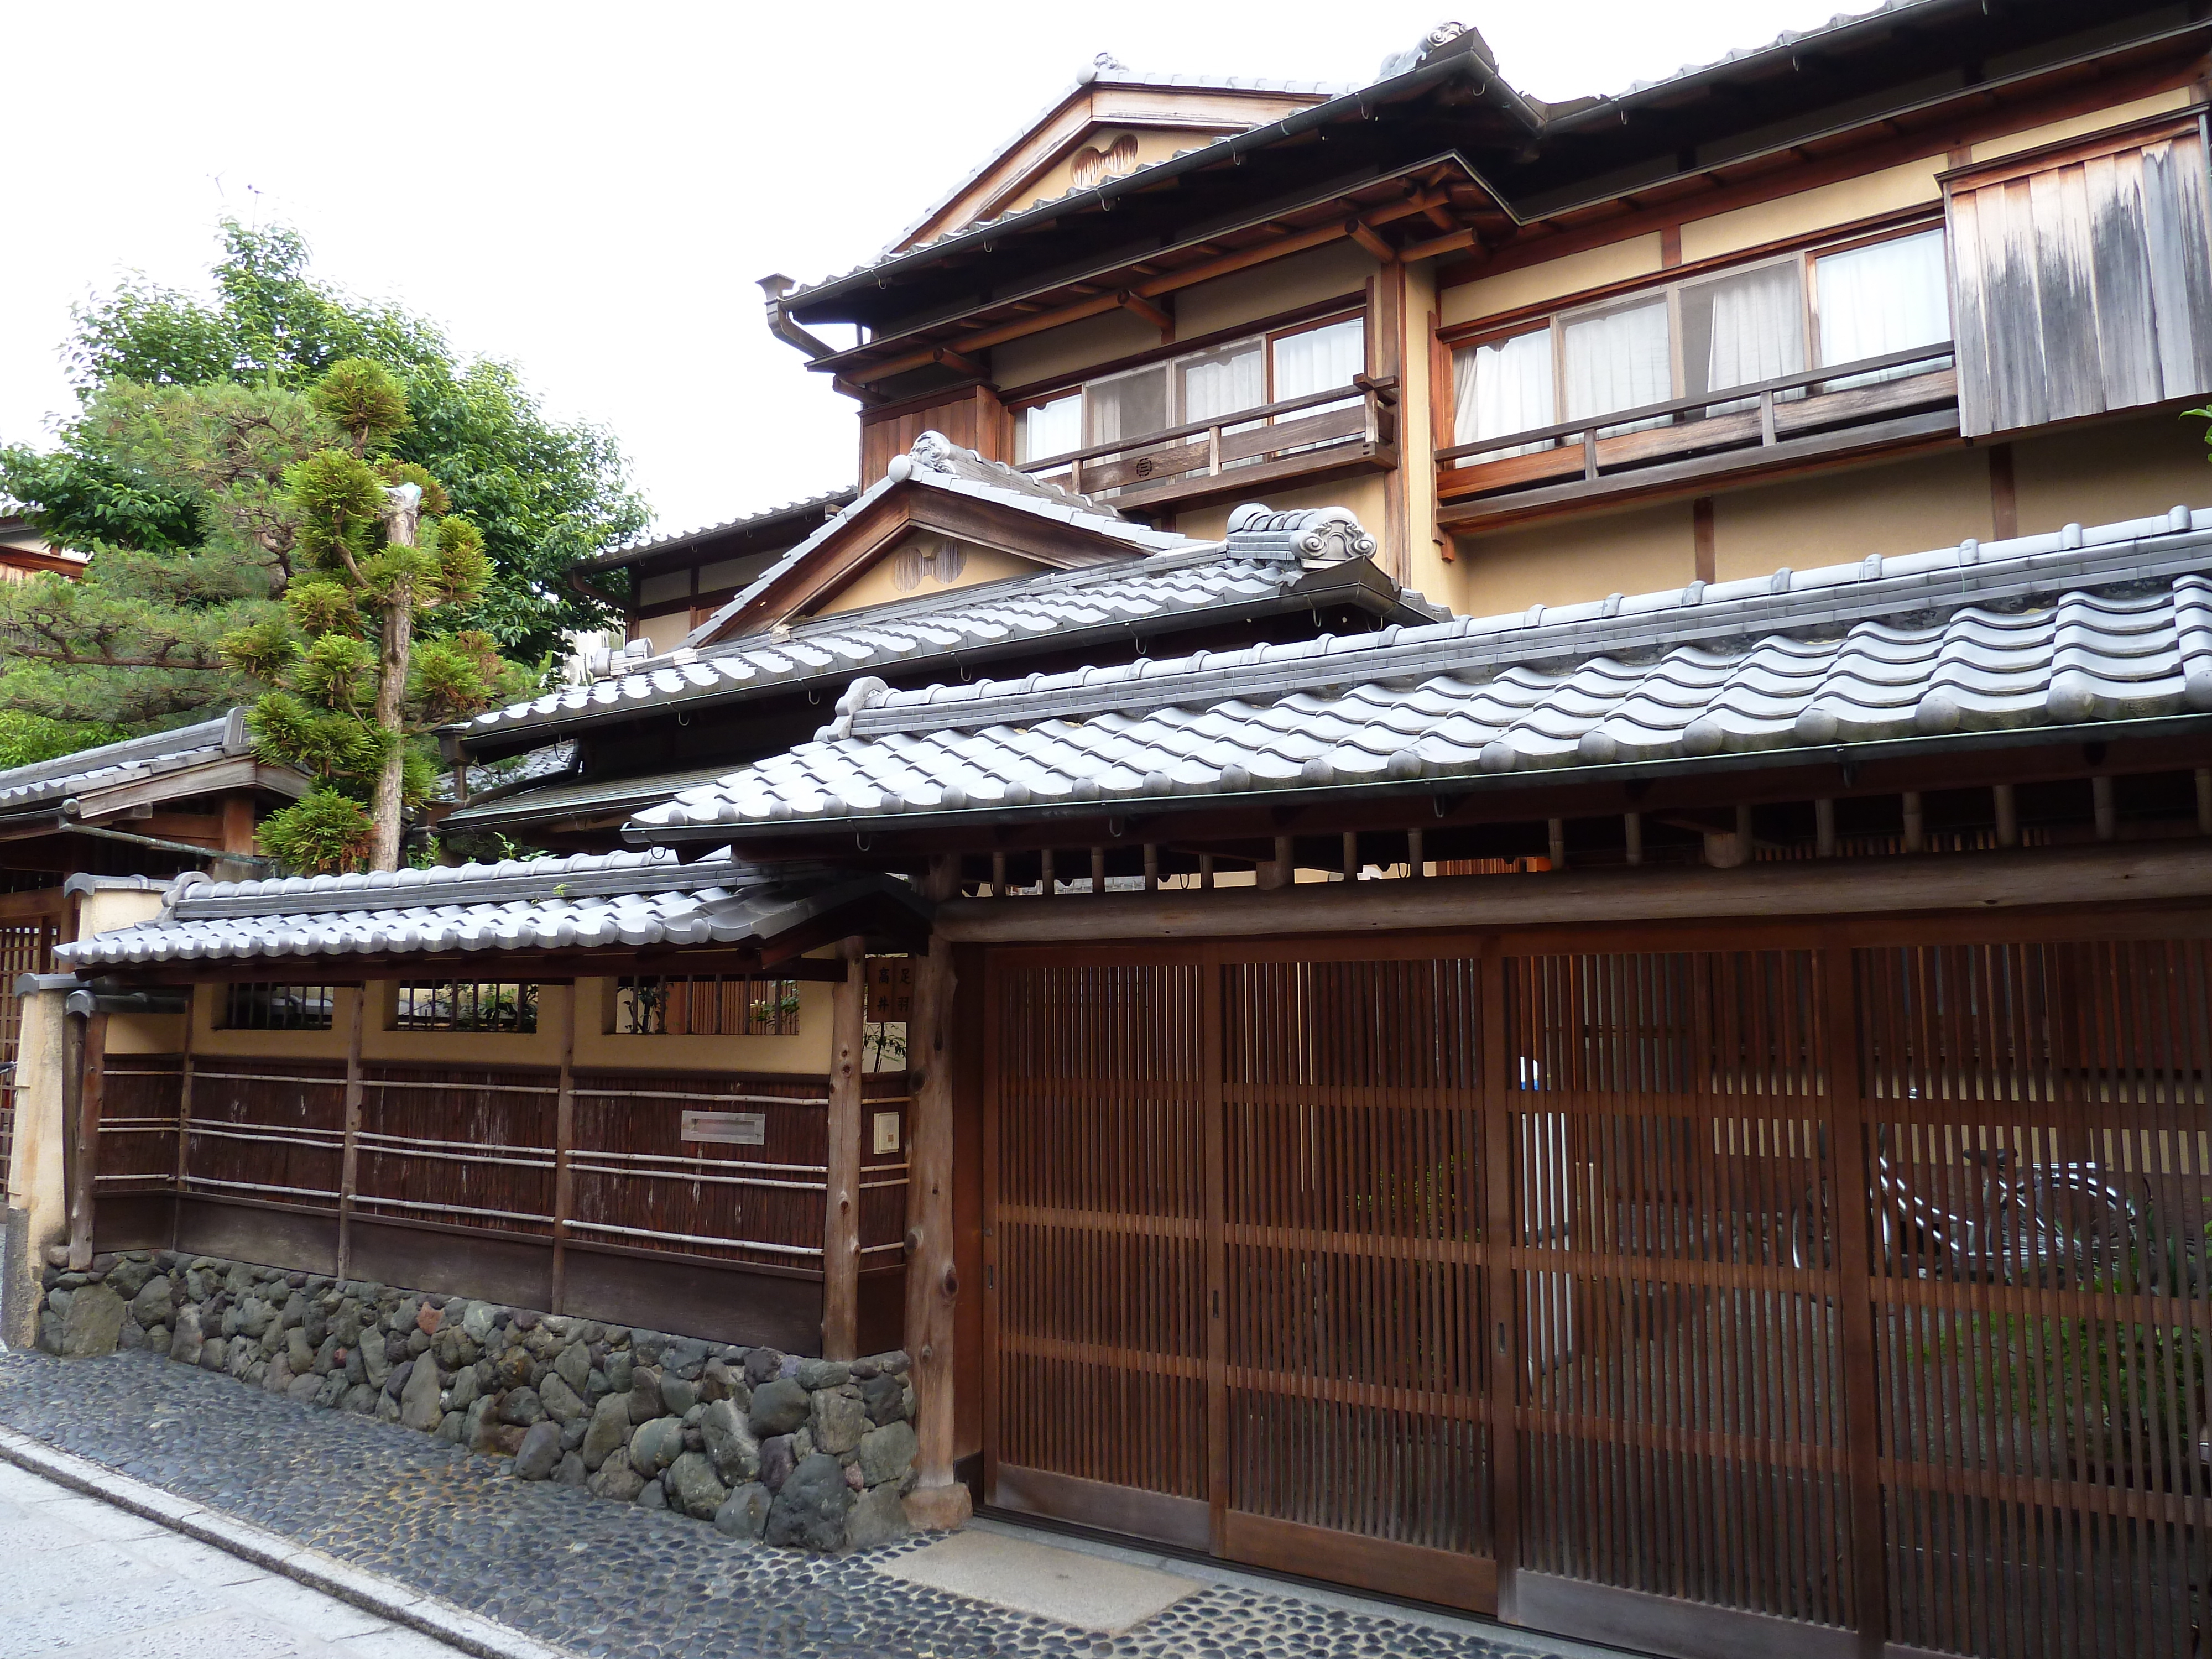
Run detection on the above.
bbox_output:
[680,1110,766,1145]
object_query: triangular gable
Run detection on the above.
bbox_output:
[896,69,1340,253]
[688,433,1188,645]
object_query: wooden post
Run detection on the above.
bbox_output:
[1089,847,1106,893]
[1407,827,1425,877]
[822,937,866,1360]
[1818,935,1892,1658]
[1901,791,1925,853]
[549,983,578,1315]
[989,850,1006,896]
[1341,830,1358,880]
[1259,835,1292,890]
[1546,818,1566,870]
[1199,854,1214,890]
[1816,797,1837,857]
[2198,769,2212,834]
[173,992,195,1252]
[335,988,365,1279]
[1142,844,1159,891]
[1624,811,1643,866]
[1993,783,2018,848]
[65,1011,105,1270]
[218,795,257,879]
[2092,774,2116,841]
[1478,941,1521,1617]
[904,857,971,1528]
[1040,849,1056,898]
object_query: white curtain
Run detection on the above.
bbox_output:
[1564,299,1672,432]
[1816,228,1950,386]
[1452,327,1556,458]
[1272,316,1366,401]
[1700,262,1806,410]
[1084,363,1167,447]
[1180,342,1264,424]
[1017,392,1082,465]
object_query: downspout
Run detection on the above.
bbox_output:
[758,273,841,361]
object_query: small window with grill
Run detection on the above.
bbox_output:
[394,980,539,1033]
[221,983,337,1031]
[614,975,799,1037]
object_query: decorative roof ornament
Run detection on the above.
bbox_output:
[1377,21,1470,81]
[887,430,1120,515]
[1224,503,1380,568]
[1093,51,1126,72]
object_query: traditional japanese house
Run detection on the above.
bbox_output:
[18,8,2212,1658]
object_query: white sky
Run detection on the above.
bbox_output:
[6,2,1863,536]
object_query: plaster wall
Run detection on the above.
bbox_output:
[1447,500,1695,619]
[2008,411,2212,534]
[1437,234,1665,330]
[3,988,66,1345]
[1677,156,1947,265]
[813,540,1042,618]
[991,309,1160,394]
[1969,87,2194,162]
[1709,449,1997,583]
[1172,473,1390,548]
[1171,241,1375,341]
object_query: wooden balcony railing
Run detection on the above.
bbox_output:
[1435,344,1958,521]
[1015,380,1396,508]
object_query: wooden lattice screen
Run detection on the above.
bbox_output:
[985,928,2212,1658]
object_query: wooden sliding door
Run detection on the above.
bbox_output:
[983,921,2212,1657]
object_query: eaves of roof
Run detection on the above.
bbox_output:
[582,488,858,575]
[624,505,2212,846]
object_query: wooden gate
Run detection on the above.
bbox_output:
[983,924,2211,1659]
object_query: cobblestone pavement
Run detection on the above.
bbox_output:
[0,1454,462,1658]
[0,1349,1587,1659]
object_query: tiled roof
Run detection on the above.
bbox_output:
[679,434,1186,649]
[887,59,1352,254]
[0,710,257,815]
[453,440,1430,750]
[585,488,857,572]
[626,507,2212,840]
[57,847,925,968]
[439,758,737,835]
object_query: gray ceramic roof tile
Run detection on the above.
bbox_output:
[58,846,918,969]
[0,709,262,814]
[630,512,2212,839]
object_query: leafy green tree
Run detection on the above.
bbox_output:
[0,217,647,703]
[218,359,515,873]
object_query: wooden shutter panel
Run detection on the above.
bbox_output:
[1946,113,2212,436]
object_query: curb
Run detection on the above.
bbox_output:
[0,1427,580,1659]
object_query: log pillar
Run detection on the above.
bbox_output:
[2,986,69,1347]
[822,937,867,1360]
[65,1010,106,1270]
[904,855,972,1529]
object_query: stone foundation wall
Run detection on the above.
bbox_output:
[34,1251,919,1552]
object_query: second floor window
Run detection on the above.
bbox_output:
[1451,226,1950,460]
[1016,312,1366,469]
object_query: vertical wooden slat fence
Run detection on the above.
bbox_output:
[985,923,2212,1658]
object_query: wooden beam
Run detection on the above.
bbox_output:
[1117,290,1173,336]
[822,937,867,1360]
[66,1011,105,1270]
[933,840,2212,943]
[903,857,971,1528]
[550,984,578,1315]
[1345,218,1396,264]
[335,987,365,1278]
[1399,226,1479,264]
[931,346,988,380]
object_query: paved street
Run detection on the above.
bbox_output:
[0,1456,461,1659]
[0,1347,1623,1659]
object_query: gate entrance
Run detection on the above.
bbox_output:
[982,927,2210,1659]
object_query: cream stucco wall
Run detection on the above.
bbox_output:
[2010,411,2212,535]
[1678,156,1947,265]
[1969,87,2194,163]
[813,539,1044,617]
[992,309,1161,393]
[4,988,67,1342]
[634,610,693,653]
[1438,234,1666,330]
[1710,449,1997,583]
[1172,241,1376,341]
[1447,500,1695,619]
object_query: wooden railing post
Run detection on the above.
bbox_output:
[173,994,195,1252]
[65,1010,105,1270]
[549,983,577,1314]
[822,937,866,1360]
[335,987,364,1279]
[904,856,971,1528]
